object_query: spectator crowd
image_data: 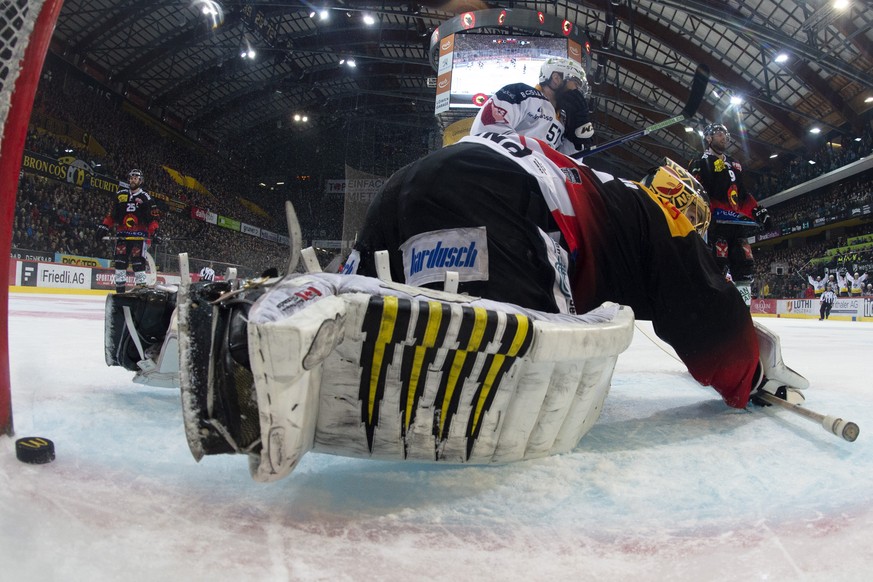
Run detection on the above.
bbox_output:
[9,59,873,286]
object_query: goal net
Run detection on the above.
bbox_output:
[0,0,63,436]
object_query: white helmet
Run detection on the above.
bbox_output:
[539,56,588,93]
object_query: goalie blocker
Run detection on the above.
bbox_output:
[177,273,635,482]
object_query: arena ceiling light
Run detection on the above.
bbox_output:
[770,153,778,158]
[809,127,822,134]
[729,95,743,106]
[774,53,789,63]
[195,0,224,28]
[363,14,375,25]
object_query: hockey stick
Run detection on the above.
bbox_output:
[756,392,859,442]
[580,63,710,158]
[144,250,158,287]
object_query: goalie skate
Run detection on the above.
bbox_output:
[178,272,635,482]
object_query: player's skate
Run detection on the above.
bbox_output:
[177,272,636,483]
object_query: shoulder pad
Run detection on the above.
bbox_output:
[494,83,547,105]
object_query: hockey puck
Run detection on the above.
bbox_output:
[15,437,56,464]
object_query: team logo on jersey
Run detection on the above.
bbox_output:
[727,184,740,210]
[559,167,582,183]
[124,214,138,229]
[117,194,129,202]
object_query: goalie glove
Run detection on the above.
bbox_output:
[750,322,808,407]
[752,205,772,228]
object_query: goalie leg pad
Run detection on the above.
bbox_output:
[178,281,264,460]
[241,273,635,482]
[104,287,177,371]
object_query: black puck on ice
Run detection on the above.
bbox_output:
[15,436,56,464]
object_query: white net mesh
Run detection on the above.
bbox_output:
[0,0,45,151]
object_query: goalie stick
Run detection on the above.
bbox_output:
[285,200,303,274]
[755,391,859,443]
[579,63,710,158]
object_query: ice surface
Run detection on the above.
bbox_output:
[3,293,872,580]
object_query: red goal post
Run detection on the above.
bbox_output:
[1,0,64,436]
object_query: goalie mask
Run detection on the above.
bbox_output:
[539,56,589,95]
[641,158,711,236]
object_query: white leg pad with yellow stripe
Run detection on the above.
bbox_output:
[246,273,635,482]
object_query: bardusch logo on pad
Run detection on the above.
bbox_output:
[401,227,489,288]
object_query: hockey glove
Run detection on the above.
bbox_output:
[752,206,772,228]
[749,322,808,407]
[556,89,593,149]
[95,224,110,241]
[150,230,164,245]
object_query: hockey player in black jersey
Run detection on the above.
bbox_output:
[689,123,771,304]
[95,169,160,293]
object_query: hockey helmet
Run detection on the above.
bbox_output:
[539,56,588,93]
[641,158,711,236]
[703,123,731,140]
[129,168,143,179]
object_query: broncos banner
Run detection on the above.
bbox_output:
[21,150,118,194]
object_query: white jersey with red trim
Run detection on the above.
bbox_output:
[471,83,579,154]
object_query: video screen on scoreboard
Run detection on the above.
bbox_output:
[448,34,570,109]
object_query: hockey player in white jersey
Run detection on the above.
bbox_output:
[470,56,594,156]
[836,269,850,296]
[847,271,868,296]
[807,274,826,297]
